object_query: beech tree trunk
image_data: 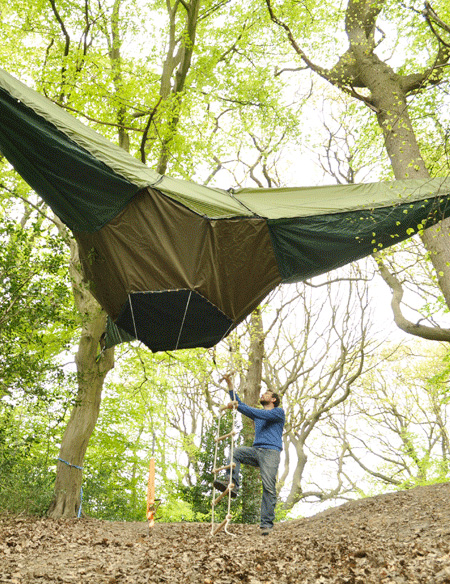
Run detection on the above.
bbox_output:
[350,23,450,309]
[47,3,129,517]
[48,239,114,518]
[343,0,450,308]
[240,309,266,524]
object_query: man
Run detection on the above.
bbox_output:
[214,373,285,535]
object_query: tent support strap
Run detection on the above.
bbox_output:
[175,290,192,350]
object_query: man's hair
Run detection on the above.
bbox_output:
[271,392,280,408]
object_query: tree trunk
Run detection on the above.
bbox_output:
[48,238,114,518]
[335,0,450,318]
[267,0,450,321]
[363,58,450,309]
[282,434,307,510]
[240,309,265,524]
[48,308,114,517]
[156,0,201,175]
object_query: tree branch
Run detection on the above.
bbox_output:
[264,0,331,81]
[265,0,380,111]
[424,1,450,41]
[140,96,163,163]
[345,0,386,53]
[347,445,402,485]
[60,103,144,133]
[400,3,450,93]
[374,253,450,342]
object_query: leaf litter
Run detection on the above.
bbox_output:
[2,482,450,583]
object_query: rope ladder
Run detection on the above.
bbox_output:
[210,387,238,537]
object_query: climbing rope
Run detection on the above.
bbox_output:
[210,386,238,537]
[57,457,84,518]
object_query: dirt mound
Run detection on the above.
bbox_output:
[1,482,450,583]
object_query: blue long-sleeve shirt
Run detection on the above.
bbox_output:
[229,391,285,451]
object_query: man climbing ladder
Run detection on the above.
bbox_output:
[214,374,285,536]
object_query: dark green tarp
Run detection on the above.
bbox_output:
[1,66,450,351]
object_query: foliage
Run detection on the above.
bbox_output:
[78,347,221,522]
[0,194,76,400]
[0,401,60,515]
[0,193,77,515]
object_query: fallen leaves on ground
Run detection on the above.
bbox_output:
[2,482,450,583]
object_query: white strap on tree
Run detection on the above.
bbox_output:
[210,387,238,537]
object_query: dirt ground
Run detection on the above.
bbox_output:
[2,482,450,583]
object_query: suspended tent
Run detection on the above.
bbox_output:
[0,67,449,352]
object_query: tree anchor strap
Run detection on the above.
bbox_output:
[57,457,84,471]
[57,458,84,518]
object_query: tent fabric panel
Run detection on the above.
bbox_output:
[112,290,233,352]
[0,87,139,232]
[0,67,161,190]
[269,195,450,283]
[198,215,282,324]
[0,67,247,219]
[155,175,252,218]
[75,187,281,325]
[75,188,215,320]
[233,177,450,220]
[104,317,136,349]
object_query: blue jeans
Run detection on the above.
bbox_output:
[229,446,280,530]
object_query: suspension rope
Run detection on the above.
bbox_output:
[175,290,192,350]
[128,294,139,340]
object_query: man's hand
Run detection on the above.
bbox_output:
[219,372,234,390]
[219,400,238,411]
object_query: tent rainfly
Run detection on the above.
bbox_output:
[0,67,449,352]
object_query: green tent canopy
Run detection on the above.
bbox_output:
[1,67,449,352]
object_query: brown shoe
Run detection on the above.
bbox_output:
[213,479,238,498]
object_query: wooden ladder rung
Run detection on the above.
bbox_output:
[213,463,236,474]
[213,484,235,506]
[215,430,237,443]
[212,515,231,536]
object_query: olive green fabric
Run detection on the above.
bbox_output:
[232,178,450,219]
[2,67,450,228]
[2,66,450,352]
